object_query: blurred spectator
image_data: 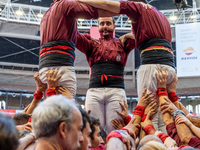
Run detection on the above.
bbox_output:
[21,104,25,110]
[0,112,19,150]
[12,113,31,126]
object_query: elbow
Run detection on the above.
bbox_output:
[179,135,192,145]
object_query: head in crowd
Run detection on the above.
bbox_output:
[77,107,92,150]
[99,126,107,144]
[12,112,31,125]
[89,117,101,148]
[98,17,116,39]
[139,141,167,150]
[138,135,163,150]
[0,112,19,150]
[32,95,83,150]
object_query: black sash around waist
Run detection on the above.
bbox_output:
[89,61,125,89]
[138,38,175,68]
[39,40,75,70]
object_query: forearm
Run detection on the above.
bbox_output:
[22,104,31,114]
[159,96,174,126]
[98,9,118,17]
[188,115,200,128]
[190,125,200,139]
[173,101,189,115]
[78,0,120,13]
[25,98,40,115]
[16,134,35,150]
[133,115,141,125]
[176,123,194,144]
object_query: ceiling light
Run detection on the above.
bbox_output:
[78,19,84,22]
[191,15,197,19]
[16,10,23,16]
[169,16,177,21]
[37,13,43,18]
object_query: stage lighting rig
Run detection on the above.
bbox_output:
[173,0,188,10]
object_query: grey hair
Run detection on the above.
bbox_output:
[32,95,77,138]
[139,141,167,150]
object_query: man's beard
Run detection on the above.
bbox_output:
[100,29,113,39]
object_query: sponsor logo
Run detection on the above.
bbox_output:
[181,57,197,60]
[116,55,121,61]
[183,47,194,55]
[181,47,197,60]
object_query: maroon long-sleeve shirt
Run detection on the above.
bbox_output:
[167,122,200,149]
[39,0,99,69]
[40,0,99,46]
[119,1,172,49]
[76,33,135,88]
[76,33,135,67]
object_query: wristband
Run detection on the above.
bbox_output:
[168,92,179,102]
[131,105,145,118]
[106,131,124,143]
[157,133,169,143]
[120,128,129,134]
[155,87,168,97]
[172,110,185,120]
[28,117,32,123]
[33,90,43,100]
[144,125,155,135]
[141,114,152,122]
[124,115,131,125]
[46,88,57,97]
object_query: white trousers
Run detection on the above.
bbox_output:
[137,64,175,133]
[39,66,76,98]
[85,88,126,134]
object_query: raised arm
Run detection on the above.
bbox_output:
[77,0,120,14]
[23,72,46,115]
[156,69,194,145]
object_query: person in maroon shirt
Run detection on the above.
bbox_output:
[77,0,176,133]
[38,0,116,98]
[76,17,135,133]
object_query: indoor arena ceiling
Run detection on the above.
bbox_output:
[10,0,193,10]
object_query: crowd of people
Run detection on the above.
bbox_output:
[1,0,200,149]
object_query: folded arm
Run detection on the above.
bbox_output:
[77,0,120,14]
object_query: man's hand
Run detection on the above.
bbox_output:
[117,99,129,119]
[112,118,125,130]
[123,117,140,140]
[144,99,159,117]
[57,86,72,99]
[16,122,32,132]
[138,88,154,108]
[141,111,153,130]
[175,115,193,127]
[119,33,135,47]
[34,72,47,92]
[167,74,178,93]
[46,70,62,88]
[119,35,127,47]
[160,97,178,115]
[155,69,168,88]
